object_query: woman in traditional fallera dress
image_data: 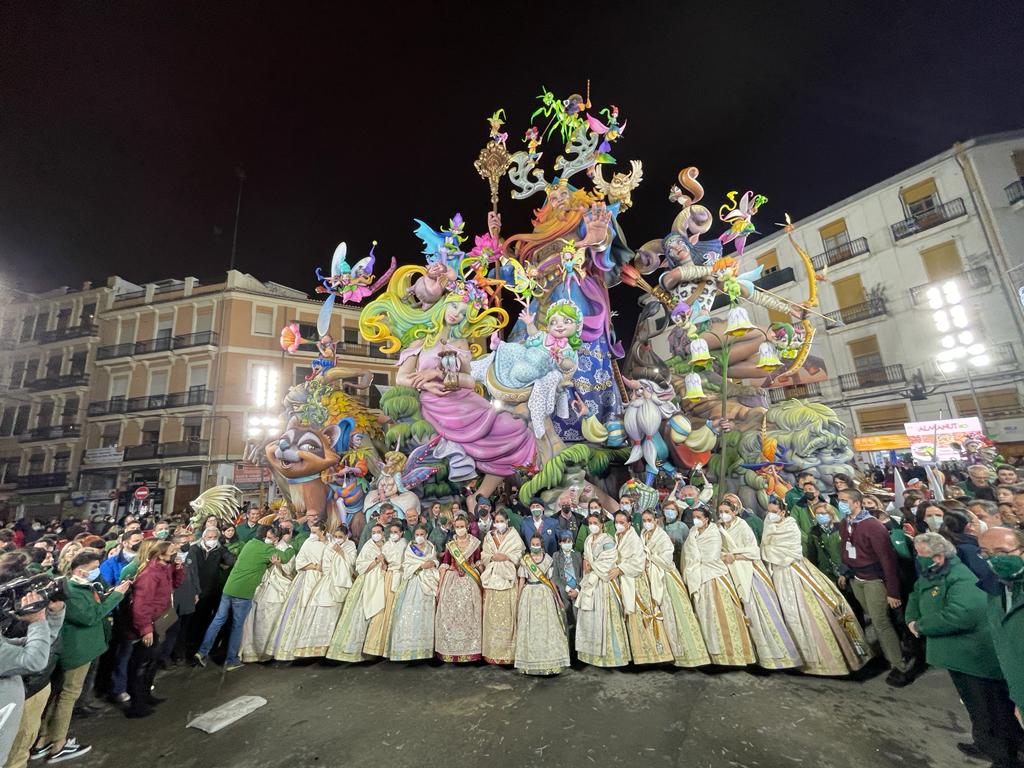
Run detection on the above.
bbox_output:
[435,517,483,662]
[294,524,357,658]
[613,511,673,665]
[386,526,440,661]
[682,507,756,667]
[640,510,710,668]
[718,499,802,670]
[326,523,390,662]
[272,519,328,661]
[515,535,571,675]
[480,511,525,665]
[361,522,406,657]
[576,513,631,668]
[760,499,871,676]
[240,539,297,662]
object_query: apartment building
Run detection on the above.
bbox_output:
[0,270,395,519]
[680,130,1024,458]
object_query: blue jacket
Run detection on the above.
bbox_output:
[519,516,559,555]
[99,552,131,587]
[954,534,1002,595]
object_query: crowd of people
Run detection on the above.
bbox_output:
[1,460,1023,766]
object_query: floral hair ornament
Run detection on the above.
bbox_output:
[445,279,487,310]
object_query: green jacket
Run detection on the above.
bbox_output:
[58,580,125,670]
[808,525,843,582]
[235,522,261,544]
[783,486,805,511]
[792,500,837,555]
[741,512,763,543]
[222,539,297,600]
[987,582,1024,708]
[119,559,140,583]
[906,558,1002,679]
[574,520,615,553]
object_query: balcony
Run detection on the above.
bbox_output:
[18,424,82,443]
[1007,179,1024,206]
[891,198,968,241]
[839,364,907,392]
[909,266,991,306]
[810,237,870,271]
[768,382,822,403]
[824,297,888,328]
[37,323,98,344]
[122,388,215,414]
[992,342,1019,366]
[123,439,210,462]
[25,372,89,391]
[15,472,69,490]
[96,332,219,362]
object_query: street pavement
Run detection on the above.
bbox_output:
[68,659,973,768]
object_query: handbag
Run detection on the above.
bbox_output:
[153,597,177,638]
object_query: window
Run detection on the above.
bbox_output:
[819,219,851,253]
[55,307,71,330]
[80,303,96,325]
[101,423,121,448]
[178,467,201,485]
[902,178,939,218]
[297,323,319,352]
[63,397,79,424]
[253,307,274,336]
[833,274,866,309]
[857,403,910,433]
[0,407,13,436]
[70,351,87,375]
[120,317,136,344]
[33,313,48,340]
[183,416,203,442]
[848,336,883,370]
[755,250,779,276]
[954,389,1024,420]
[195,308,213,334]
[23,360,38,385]
[14,406,30,435]
[28,453,44,474]
[53,451,70,473]
[45,353,62,379]
[293,366,313,384]
[149,370,169,396]
[1012,150,1024,179]
[9,361,24,389]
[0,457,19,484]
[141,419,161,445]
[19,316,34,342]
[343,328,360,346]
[110,375,129,401]
[920,241,963,282]
[369,372,389,409]
[156,317,174,340]
[36,402,54,429]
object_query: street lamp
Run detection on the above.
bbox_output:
[929,279,989,433]
[246,364,282,505]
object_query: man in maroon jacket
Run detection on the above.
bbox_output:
[838,488,915,687]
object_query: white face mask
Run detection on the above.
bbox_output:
[560,542,573,552]
[264,537,275,546]
[371,532,383,543]
[719,513,733,524]
[692,518,705,529]
[455,527,468,537]
[494,521,507,533]
[614,522,626,533]
[925,516,943,532]
[588,523,601,534]
[414,534,426,544]
[766,513,781,524]
[389,532,401,542]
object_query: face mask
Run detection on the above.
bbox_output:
[642,521,655,531]
[620,503,632,513]
[837,501,851,518]
[719,513,733,524]
[987,554,1024,581]
[455,527,467,537]
[766,513,781,524]
[415,534,426,545]
[530,545,542,553]
[86,567,101,582]
[495,522,507,533]
[925,517,943,532]
[976,519,989,535]
[588,523,601,534]
[664,509,678,522]
[803,492,815,502]
[815,513,832,526]
[123,549,138,561]
[531,508,543,518]
[614,523,626,533]
[264,537,275,545]
[916,555,939,572]
[560,542,573,552]
[589,509,601,520]
[155,530,169,539]
[683,497,696,508]
[203,538,219,550]
[390,533,401,542]
[692,518,705,529]
[371,533,383,543]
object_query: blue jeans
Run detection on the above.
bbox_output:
[198,595,252,665]
[109,638,134,695]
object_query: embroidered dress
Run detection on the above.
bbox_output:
[272,537,327,661]
[616,527,672,665]
[643,526,710,668]
[682,523,756,667]
[575,532,631,667]
[294,537,356,658]
[761,516,871,676]
[361,537,405,657]
[385,540,440,661]
[514,553,570,675]
[325,539,388,662]
[720,518,802,670]
[239,544,296,662]
[435,536,483,662]
[480,528,525,664]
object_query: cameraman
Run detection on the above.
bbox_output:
[0,551,64,767]
[31,550,130,762]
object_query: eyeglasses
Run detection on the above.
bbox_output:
[978,548,1023,560]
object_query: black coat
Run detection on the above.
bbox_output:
[190,542,235,597]
[173,549,202,616]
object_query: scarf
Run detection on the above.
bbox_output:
[481,528,525,591]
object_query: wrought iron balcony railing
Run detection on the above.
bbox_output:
[810,237,870,271]
[891,198,967,241]
[825,297,888,328]
[909,266,991,305]
[1006,179,1024,206]
[838,364,907,392]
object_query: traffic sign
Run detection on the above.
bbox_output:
[133,486,150,500]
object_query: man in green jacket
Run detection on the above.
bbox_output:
[791,479,837,555]
[979,527,1024,739]
[193,523,296,671]
[33,551,130,763]
[783,472,815,513]
[234,506,263,544]
[907,533,1020,765]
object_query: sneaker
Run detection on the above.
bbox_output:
[29,742,53,761]
[224,661,244,671]
[193,652,207,668]
[46,738,92,764]
[108,692,130,706]
[72,704,101,719]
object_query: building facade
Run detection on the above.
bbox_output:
[0,270,395,520]
[656,131,1024,458]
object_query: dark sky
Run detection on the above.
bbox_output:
[2,1,1022,310]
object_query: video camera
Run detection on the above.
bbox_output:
[0,573,65,630]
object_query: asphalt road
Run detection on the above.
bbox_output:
[66,659,973,768]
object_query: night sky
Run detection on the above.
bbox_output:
[2,1,1022,329]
